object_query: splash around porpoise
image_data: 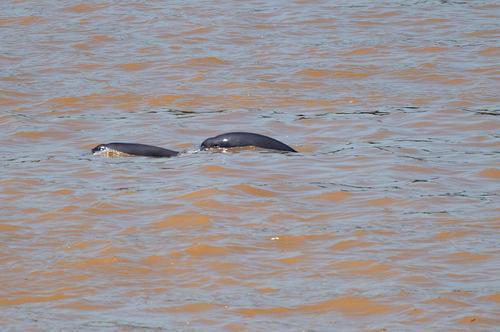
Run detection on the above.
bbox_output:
[91,132,296,158]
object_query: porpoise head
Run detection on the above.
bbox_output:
[200,136,231,150]
[91,144,108,155]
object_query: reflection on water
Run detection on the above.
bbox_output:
[1,0,499,330]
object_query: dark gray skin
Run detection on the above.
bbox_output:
[92,142,179,158]
[200,132,297,152]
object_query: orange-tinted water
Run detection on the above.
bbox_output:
[1,1,499,330]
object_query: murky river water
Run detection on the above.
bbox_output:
[1,1,499,330]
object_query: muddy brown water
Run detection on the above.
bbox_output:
[1,1,499,330]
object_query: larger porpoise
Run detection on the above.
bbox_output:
[200,132,297,152]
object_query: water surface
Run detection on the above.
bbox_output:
[1,0,499,330]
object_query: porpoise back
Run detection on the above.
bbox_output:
[92,142,179,157]
[200,132,297,152]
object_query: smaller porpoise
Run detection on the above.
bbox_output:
[92,142,179,158]
[200,132,297,152]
